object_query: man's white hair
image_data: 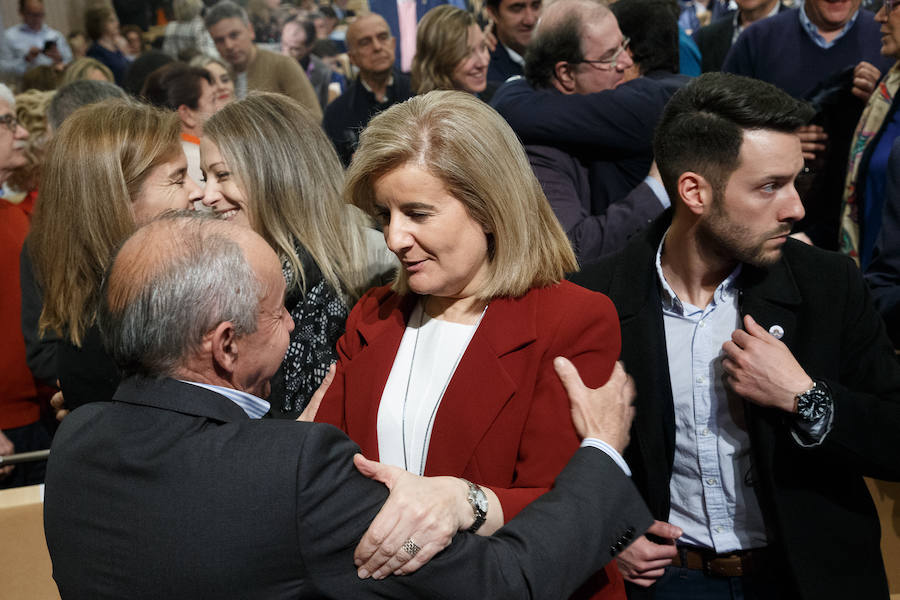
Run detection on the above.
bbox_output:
[0,84,16,108]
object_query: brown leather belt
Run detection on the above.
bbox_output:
[671,546,769,577]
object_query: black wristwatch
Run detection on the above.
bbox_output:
[463,479,488,533]
[795,380,832,423]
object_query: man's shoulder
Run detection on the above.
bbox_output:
[694,16,734,43]
[252,47,302,72]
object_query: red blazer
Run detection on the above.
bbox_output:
[317,281,625,597]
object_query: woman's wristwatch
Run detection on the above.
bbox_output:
[462,479,488,533]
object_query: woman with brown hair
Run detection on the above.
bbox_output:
[84,5,130,85]
[411,5,492,99]
[28,99,203,409]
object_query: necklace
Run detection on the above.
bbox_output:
[400,299,488,475]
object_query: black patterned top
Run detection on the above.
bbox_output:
[266,244,349,418]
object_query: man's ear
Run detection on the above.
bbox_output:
[552,60,576,93]
[486,5,499,23]
[209,321,239,378]
[677,171,713,217]
[177,104,197,131]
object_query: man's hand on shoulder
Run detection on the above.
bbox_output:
[722,315,813,413]
[553,358,636,453]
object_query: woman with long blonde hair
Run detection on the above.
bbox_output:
[29,99,203,409]
[200,92,394,416]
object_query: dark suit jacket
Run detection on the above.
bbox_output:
[866,136,900,347]
[528,142,666,264]
[317,282,620,520]
[492,72,687,216]
[44,376,652,599]
[571,213,900,599]
[488,40,523,84]
[693,14,735,73]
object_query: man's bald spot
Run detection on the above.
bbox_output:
[346,13,390,50]
[535,0,610,35]
[105,215,265,317]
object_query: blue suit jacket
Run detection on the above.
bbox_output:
[487,41,523,84]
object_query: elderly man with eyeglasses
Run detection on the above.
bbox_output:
[0,83,50,490]
[491,0,688,265]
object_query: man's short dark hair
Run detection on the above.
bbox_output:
[140,62,213,111]
[610,0,678,75]
[524,13,582,89]
[654,73,815,202]
[204,0,249,29]
[48,79,127,130]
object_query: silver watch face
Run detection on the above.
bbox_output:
[473,489,488,513]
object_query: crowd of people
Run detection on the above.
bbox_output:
[0,0,899,598]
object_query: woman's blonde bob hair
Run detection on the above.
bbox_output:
[411,5,475,94]
[202,92,372,301]
[30,99,182,345]
[60,57,114,86]
[345,90,577,299]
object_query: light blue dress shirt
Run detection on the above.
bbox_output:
[2,23,72,75]
[655,233,831,552]
[181,381,271,419]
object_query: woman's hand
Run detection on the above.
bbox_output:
[352,455,471,579]
[296,364,335,422]
[51,381,69,422]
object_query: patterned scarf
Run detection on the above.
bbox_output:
[839,61,900,264]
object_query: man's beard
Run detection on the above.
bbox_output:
[697,196,791,268]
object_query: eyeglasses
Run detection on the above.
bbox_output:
[885,0,899,11]
[0,114,20,133]
[575,37,631,71]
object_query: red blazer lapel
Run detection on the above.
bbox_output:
[424,294,538,477]
[342,293,417,459]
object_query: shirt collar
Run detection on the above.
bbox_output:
[180,381,271,419]
[504,44,524,67]
[798,0,859,49]
[654,228,742,314]
[360,74,394,102]
[18,22,47,35]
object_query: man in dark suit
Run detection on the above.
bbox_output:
[43,213,651,599]
[572,73,900,598]
[693,0,782,73]
[485,0,541,84]
[495,0,685,264]
[323,13,412,166]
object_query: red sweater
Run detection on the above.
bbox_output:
[0,199,40,429]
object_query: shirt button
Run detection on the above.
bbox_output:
[706,477,718,486]
[696,376,705,384]
[701,428,711,436]
[699,320,706,328]
[714,526,724,533]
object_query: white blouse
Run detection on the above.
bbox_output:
[376,301,482,475]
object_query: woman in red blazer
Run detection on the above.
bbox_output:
[316,91,625,599]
